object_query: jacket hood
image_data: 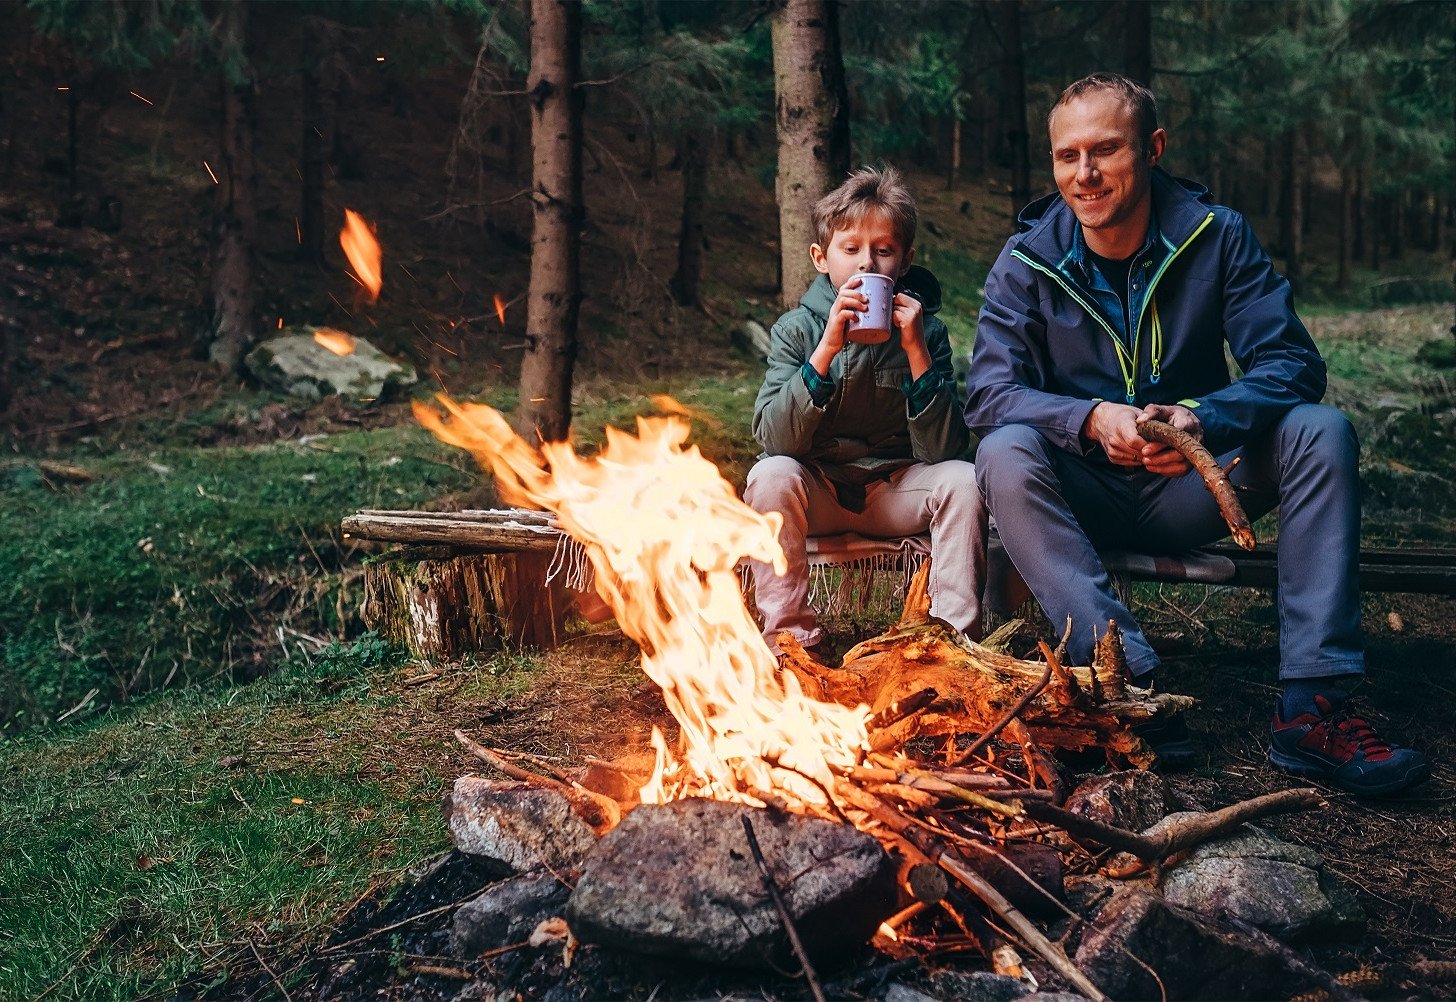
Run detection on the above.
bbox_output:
[799,264,944,321]
[1013,170,1214,258]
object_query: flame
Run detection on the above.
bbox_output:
[413,395,870,813]
[340,209,382,303]
[313,327,357,356]
[493,293,508,327]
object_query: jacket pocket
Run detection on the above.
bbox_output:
[874,366,911,390]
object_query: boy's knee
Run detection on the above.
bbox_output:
[744,455,812,512]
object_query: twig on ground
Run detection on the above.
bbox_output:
[740,815,828,1002]
[248,936,294,1002]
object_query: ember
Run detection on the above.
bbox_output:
[340,208,382,302]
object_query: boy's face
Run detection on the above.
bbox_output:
[809,208,913,290]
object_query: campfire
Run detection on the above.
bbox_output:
[412,397,1328,1000]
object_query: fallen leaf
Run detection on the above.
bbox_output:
[1387,611,1405,632]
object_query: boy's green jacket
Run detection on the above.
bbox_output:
[752,264,969,497]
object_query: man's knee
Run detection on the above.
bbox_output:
[744,455,812,512]
[1278,404,1358,467]
[975,425,1054,492]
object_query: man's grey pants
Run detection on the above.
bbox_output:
[975,403,1364,681]
[744,457,987,654]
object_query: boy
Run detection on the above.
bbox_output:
[745,166,985,656]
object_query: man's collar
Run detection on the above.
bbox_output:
[1070,204,1161,281]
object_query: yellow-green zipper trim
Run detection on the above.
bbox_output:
[1010,210,1216,403]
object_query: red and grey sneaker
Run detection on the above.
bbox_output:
[1269,695,1430,796]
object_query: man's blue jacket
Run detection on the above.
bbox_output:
[965,170,1326,458]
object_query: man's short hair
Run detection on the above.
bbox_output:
[812,166,918,249]
[1048,73,1160,151]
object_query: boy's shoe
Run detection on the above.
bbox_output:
[1131,713,1200,771]
[1268,695,1430,796]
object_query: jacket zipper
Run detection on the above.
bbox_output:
[1010,210,1216,403]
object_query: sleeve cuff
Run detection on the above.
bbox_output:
[902,369,946,415]
[800,362,835,408]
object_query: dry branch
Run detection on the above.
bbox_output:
[1136,418,1255,550]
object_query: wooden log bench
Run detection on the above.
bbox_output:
[342,508,1456,658]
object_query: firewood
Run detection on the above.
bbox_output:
[1022,787,1327,870]
[835,782,1109,1002]
[1136,418,1256,550]
[779,565,1194,770]
[454,729,621,832]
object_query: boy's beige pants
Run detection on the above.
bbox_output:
[744,455,987,655]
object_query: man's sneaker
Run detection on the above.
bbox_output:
[1132,713,1200,770]
[1269,695,1430,796]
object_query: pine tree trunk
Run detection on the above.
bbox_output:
[1261,140,1275,217]
[669,129,707,308]
[771,0,843,308]
[822,0,851,180]
[1370,193,1382,271]
[1337,165,1352,291]
[1390,189,1405,261]
[946,113,961,191]
[1353,163,1366,261]
[996,0,1030,230]
[515,0,583,444]
[298,16,329,265]
[206,0,259,373]
[1121,0,1152,85]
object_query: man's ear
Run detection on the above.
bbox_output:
[1147,128,1168,167]
[809,243,830,274]
[899,247,916,276]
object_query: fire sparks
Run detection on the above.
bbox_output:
[494,293,508,327]
[340,209,383,303]
[414,397,871,813]
[202,160,218,184]
[313,327,357,356]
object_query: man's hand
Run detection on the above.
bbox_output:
[892,291,932,379]
[1135,403,1202,477]
[1082,402,1149,467]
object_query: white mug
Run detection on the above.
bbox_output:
[845,273,895,344]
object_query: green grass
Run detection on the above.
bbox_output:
[0,425,477,733]
[0,637,545,1000]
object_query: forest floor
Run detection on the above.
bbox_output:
[3,49,1456,1000]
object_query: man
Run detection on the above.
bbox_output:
[966,73,1428,795]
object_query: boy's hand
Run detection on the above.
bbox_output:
[823,277,868,350]
[893,291,932,379]
[1135,403,1202,477]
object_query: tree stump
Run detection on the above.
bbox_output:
[363,546,570,660]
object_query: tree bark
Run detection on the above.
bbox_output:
[298,16,329,265]
[363,547,570,657]
[515,0,583,444]
[1278,128,1304,290]
[1337,165,1353,291]
[669,128,707,308]
[771,0,846,309]
[995,0,1030,230]
[946,113,961,191]
[1353,161,1366,261]
[1121,0,1152,86]
[206,0,259,373]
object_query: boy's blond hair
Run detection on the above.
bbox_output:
[812,166,918,249]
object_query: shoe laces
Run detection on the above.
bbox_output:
[1310,697,1393,761]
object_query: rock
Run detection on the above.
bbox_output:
[566,799,896,968]
[1064,770,1172,833]
[444,776,598,874]
[884,984,940,1002]
[926,970,1032,1001]
[1075,887,1327,1000]
[450,873,571,959]
[1158,821,1365,941]
[243,328,417,400]
[731,319,771,360]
